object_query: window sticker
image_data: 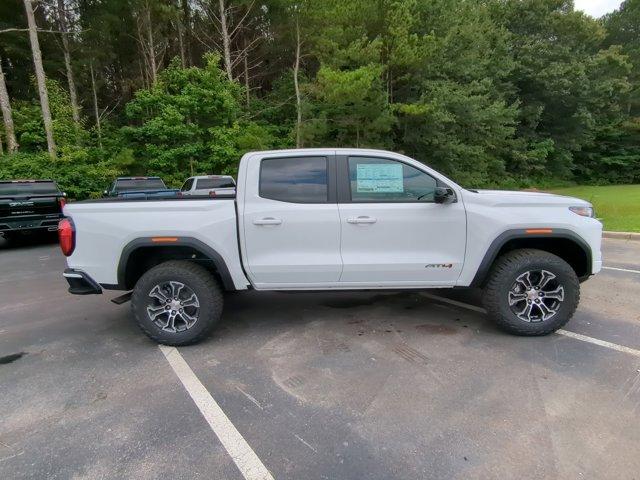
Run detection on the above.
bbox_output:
[356,163,404,193]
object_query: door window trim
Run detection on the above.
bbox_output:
[336,155,452,204]
[258,155,337,204]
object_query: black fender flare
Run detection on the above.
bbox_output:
[103,237,235,291]
[469,228,592,287]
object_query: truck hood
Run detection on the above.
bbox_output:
[464,189,591,207]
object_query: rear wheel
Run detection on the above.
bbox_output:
[483,249,579,336]
[131,260,223,346]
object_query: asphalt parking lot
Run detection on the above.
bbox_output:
[1,236,639,479]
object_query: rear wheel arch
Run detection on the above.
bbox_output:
[471,229,592,287]
[114,237,235,291]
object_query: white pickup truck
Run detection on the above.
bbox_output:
[59,149,602,345]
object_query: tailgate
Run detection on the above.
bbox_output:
[0,195,61,218]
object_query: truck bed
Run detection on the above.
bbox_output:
[64,197,248,289]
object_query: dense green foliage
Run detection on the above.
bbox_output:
[0,0,639,197]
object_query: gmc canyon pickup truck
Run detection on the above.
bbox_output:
[60,149,602,346]
[1,180,66,242]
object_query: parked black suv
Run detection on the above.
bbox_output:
[0,180,66,242]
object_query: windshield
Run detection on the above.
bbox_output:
[115,178,166,192]
[0,181,60,196]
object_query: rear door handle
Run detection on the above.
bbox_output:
[347,216,377,224]
[253,217,283,226]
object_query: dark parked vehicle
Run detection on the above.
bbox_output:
[104,177,179,199]
[0,180,66,242]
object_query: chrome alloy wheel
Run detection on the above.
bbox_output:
[507,270,565,323]
[146,281,200,332]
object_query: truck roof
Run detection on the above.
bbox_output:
[116,176,162,180]
[0,179,56,183]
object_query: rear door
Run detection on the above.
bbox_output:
[337,154,467,286]
[241,152,342,287]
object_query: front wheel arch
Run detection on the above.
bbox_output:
[471,229,592,287]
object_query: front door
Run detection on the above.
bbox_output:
[338,155,466,286]
[242,154,342,288]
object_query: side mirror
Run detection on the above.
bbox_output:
[434,187,455,204]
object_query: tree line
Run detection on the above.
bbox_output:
[0,0,638,198]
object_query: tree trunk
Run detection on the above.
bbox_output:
[177,19,186,68]
[90,62,102,148]
[181,0,191,66]
[218,0,233,81]
[145,2,158,85]
[24,0,56,158]
[243,37,250,107]
[56,0,80,125]
[0,57,18,153]
[293,16,302,148]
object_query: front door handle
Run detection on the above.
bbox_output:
[347,216,377,224]
[253,217,283,226]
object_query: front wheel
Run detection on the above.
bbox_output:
[131,260,224,346]
[483,249,580,336]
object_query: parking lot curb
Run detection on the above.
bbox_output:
[603,231,640,241]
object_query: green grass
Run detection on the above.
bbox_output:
[549,185,640,232]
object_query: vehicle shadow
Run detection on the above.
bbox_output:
[0,231,58,251]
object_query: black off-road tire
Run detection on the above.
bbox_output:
[482,249,580,336]
[131,260,224,346]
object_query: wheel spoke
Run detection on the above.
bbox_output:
[178,310,198,328]
[148,285,170,303]
[146,305,168,320]
[537,301,557,321]
[169,281,184,299]
[508,291,528,306]
[181,293,199,308]
[543,286,564,301]
[517,302,534,321]
[516,271,533,289]
[537,270,556,289]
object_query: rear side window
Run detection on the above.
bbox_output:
[196,177,236,189]
[181,178,194,192]
[0,181,60,196]
[115,178,166,192]
[260,157,328,203]
[348,157,437,202]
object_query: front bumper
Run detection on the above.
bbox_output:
[63,269,103,295]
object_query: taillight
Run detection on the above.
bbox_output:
[58,218,75,256]
[58,197,66,210]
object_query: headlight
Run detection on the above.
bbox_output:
[569,206,595,218]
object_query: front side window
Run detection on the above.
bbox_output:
[181,178,194,192]
[260,156,328,203]
[348,157,437,202]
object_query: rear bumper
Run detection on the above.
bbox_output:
[63,268,103,295]
[0,214,63,233]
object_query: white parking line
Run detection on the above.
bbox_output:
[555,330,640,358]
[159,345,275,480]
[603,266,640,275]
[421,292,640,359]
